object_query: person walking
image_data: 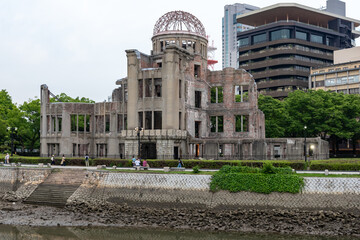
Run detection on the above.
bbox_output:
[60,155,66,166]
[177,158,183,168]
[4,153,9,164]
[50,155,55,165]
[85,154,89,167]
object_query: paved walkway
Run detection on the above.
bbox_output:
[2,163,360,175]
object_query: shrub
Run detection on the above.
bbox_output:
[210,172,304,194]
[211,164,303,194]
[192,165,200,173]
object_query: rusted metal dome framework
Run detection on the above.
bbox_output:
[153,11,206,38]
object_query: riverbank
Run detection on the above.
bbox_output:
[0,200,359,237]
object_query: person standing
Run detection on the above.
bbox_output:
[4,153,9,164]
[85,154,89,167]
[50,155,55,165]
[60,155,66,166]
[132,155,136,167]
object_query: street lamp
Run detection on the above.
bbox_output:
[304,125,307,163]
[135,127,143,158]
[7,127,18,156]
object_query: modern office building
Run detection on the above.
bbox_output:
[222,3,259,69]
[236,2,360,98]
[309,46,360,94]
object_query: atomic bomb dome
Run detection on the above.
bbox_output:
[153,11,206,38]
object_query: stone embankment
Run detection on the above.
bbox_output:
[0,168,360,236]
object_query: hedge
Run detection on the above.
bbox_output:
[210,165,304,194]
[2,155,360,171]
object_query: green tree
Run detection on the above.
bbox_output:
[18,98,41,152]
[258,94,288,138]
[0,90,17,151]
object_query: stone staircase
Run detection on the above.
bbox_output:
[24,169,86,207]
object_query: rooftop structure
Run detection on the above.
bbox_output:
[237,2,360,98]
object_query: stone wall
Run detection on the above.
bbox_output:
[0,168,51,201]
[69,171,360,212]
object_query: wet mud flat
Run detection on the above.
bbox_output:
[0,200,359,238]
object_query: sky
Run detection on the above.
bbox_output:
[1,0,360,105]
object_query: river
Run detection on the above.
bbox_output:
[0,225,357,240]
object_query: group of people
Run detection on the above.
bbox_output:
[50,154,68,166]
[132,156,150,168]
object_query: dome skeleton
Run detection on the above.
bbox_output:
[153,11,206,37]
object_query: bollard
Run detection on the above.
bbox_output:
[38,163,44,168]
[163,167,170,172]
[112,165,117,169]
[325,169,329,176]
[47,163,51,167]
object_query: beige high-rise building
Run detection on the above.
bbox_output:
[309,46,360,94]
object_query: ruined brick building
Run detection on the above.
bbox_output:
[40,11,329,160]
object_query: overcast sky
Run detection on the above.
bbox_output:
[1,0,359,105]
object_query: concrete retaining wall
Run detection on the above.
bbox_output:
[68,171,360,211]
[0,168,51,200]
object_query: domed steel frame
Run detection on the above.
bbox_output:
[153,11,206,38]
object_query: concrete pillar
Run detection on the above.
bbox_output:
[126,50,140,130]
[162,47,179,129]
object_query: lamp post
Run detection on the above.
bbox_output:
[135,127,143,158]
[7,127,17,156]
[304,125,307,163]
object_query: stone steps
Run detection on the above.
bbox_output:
[24,169,86,207]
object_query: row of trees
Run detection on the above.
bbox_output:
[258,90,360,153]
[0,90,93,154]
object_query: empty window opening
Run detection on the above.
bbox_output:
[117,114,124,132]
[154,78,162,97]
[195,91,201,108]
[58,116,62,132]
[154,111,162,129]
[210,116,224,133]
[145,111,152,129]
[138,79,143,98]
[195,121,201,138]
[179,112,182,130]
[194,64,200,78]
[78,115,84,132]
[211,87,223,103]
[105,115,110,132]
[235,115,249,132]
[145,79,152,97]
[235,85,249,102]
[274,145,281,158]
[138,112,143,128]
[179,80,182,98]
[96,144,107,157]
[71,115,77,132]
[85,115,90,132]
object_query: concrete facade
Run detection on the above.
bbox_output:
[40,10,329,160]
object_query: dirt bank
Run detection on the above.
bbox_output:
[0,200,359,237]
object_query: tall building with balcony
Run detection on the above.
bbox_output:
[236,2,360,98]
[222,3,259,69]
